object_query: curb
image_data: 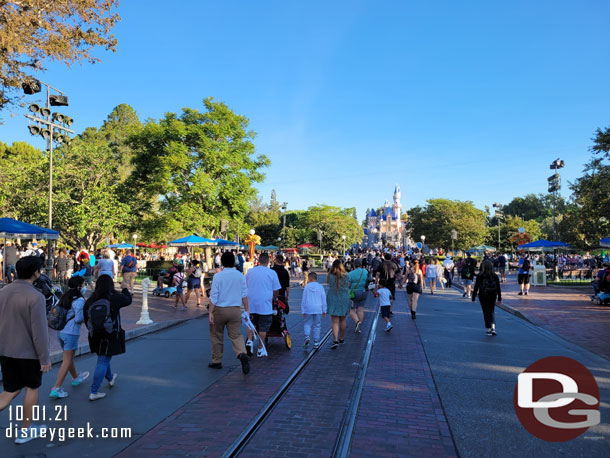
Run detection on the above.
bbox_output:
[451,282,535,325]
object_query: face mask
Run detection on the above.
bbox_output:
[81,286,87,295]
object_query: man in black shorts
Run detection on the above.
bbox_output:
[0,256,51,444]
[376,253,398,313]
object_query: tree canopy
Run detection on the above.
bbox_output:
[0,0,119,110]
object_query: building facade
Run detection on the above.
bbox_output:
[363,185,406,248]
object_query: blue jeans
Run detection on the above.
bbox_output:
[91,355,113,394]
[4,264,15,283]
[303,314,321,342]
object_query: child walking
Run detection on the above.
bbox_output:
[377,285,393,332]
[301,272,327,349]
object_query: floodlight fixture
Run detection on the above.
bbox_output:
[28,125,41,136]
[549,159,565,170]
[40,128,52,139]
[64,117,74,126]
[52,112,65,123]
[29,103,40,113]
[40,107,51,118]
[22,79,42,95]
[49,94,69,106]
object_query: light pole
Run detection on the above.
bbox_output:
[342,235,346,256]
[450,229,457,253]
[492,202,503,252]
[421,235,425,254]
[317,230,323,255]
[133,234,138,258]
[281,202,288,230]
[277,237,282,251]
[23,79,75,277]
[548,159,564,241]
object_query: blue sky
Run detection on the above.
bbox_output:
[2,0,609,221]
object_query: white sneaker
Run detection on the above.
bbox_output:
[89,392,107,401]
[109,373,118,387]
[14,424,47,444]
[257,348,266,358]
[385,323,393,332]
[72,371,90,386]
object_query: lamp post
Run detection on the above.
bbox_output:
[548,159,565,241]
[317,230,323,255]
[492,202,503,252]
[450,229,457,254]
[23,80,75,277]
[421,235,425,254]
[278,237,282,251]
[342,235,346,256]
[281,202,288,230]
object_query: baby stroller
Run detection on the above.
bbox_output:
[33,272,62,313]
[265,297,292,350]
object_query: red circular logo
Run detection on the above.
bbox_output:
[513,356,600,442]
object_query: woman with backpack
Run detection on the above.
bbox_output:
[49,276,90,399]
[173,265,187,310]
[472,260,502,336]
[185,260,204,307]
[347,259,369,333]
[406,260,424,319]
[83,275,132,401]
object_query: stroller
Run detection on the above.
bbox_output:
[264,296,292,350]
[33,272,63,312]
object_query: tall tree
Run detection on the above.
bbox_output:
[0,0,119,110]
[408,199,487,250]
[302,205,363,251]
[568,127,610,245]
[128,97,270,238]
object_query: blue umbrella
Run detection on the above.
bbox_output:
[168,235,217,247]
[0,217,60,240]
[600,237,610,248]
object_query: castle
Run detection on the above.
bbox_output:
[362,185,406,248]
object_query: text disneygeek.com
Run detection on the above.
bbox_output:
[5,422,132,442]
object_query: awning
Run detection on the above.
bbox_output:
[518,239,570,250]
[0,217,60,240]
[297,243,316,248]
[168,235,217,247]
[215,238,240,246]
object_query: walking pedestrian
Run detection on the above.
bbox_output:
[327,260,351,349]
[443,255,454,288]
[271,254,290,304]
[0,256,51,443]
[3,240,18,284]
[301,257,310,285]
[120,249,138,293]
[301,272,327,348]
[348,259,368,333]
[54,249,69,283]
[83,275,132,401]
[246,253,281,358]
[173,265,187,310]
[208,252,250,374]
[49,276,89,399]
[517,254,532,296]
[406,260,424,319]
[426,258,440,294]
[377,284,393,331]
[472,260,502,336]
[497,253,507,283]
[461,253,476,298]
[185,260,204,307]
[94,250,116,281]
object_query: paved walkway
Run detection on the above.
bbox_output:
[453,273,610,360]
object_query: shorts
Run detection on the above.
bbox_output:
[463,279,473,286]
[406,283,422,295]
[499,266,506,274]
[250,313,273,333]
[350,290,368,308]
[187,277,202,290]
[58,332,80,351]
[0,356,43,392]
[176,285,184,295]
[518,274,530,285]
[380,305,391,318]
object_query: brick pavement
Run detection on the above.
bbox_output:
[116,311,329,457]
[238,296,378,457]
[349,291,457,458]
[455,274,610,360]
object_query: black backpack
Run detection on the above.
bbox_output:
[480,275,498,296]
[522,259,531,271]
[47,304,73,331]
[461,265,473,279]
[87,298,113,337]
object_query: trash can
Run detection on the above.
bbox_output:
[532,264,547,286]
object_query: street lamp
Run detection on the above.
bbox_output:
[23,79,75,277]
[342,235,346,256]
[492,202,503,252]
[421,235,425,254]
[281,202,288,230]
[277,237,282,250]
[450,229,457,253]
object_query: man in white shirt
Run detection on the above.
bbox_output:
[245,253,281,358]
[208,252,250,374]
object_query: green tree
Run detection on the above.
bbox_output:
[568,127,610,246]
[128,97,270,238]
[487,215,542,251]
[408,199,487,250]
[0,141,48,224]
[302,205,363,252]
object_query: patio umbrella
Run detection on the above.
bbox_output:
[215,238,240,246]
[0,217,59,240]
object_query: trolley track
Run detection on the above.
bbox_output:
[222,296,380,458]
